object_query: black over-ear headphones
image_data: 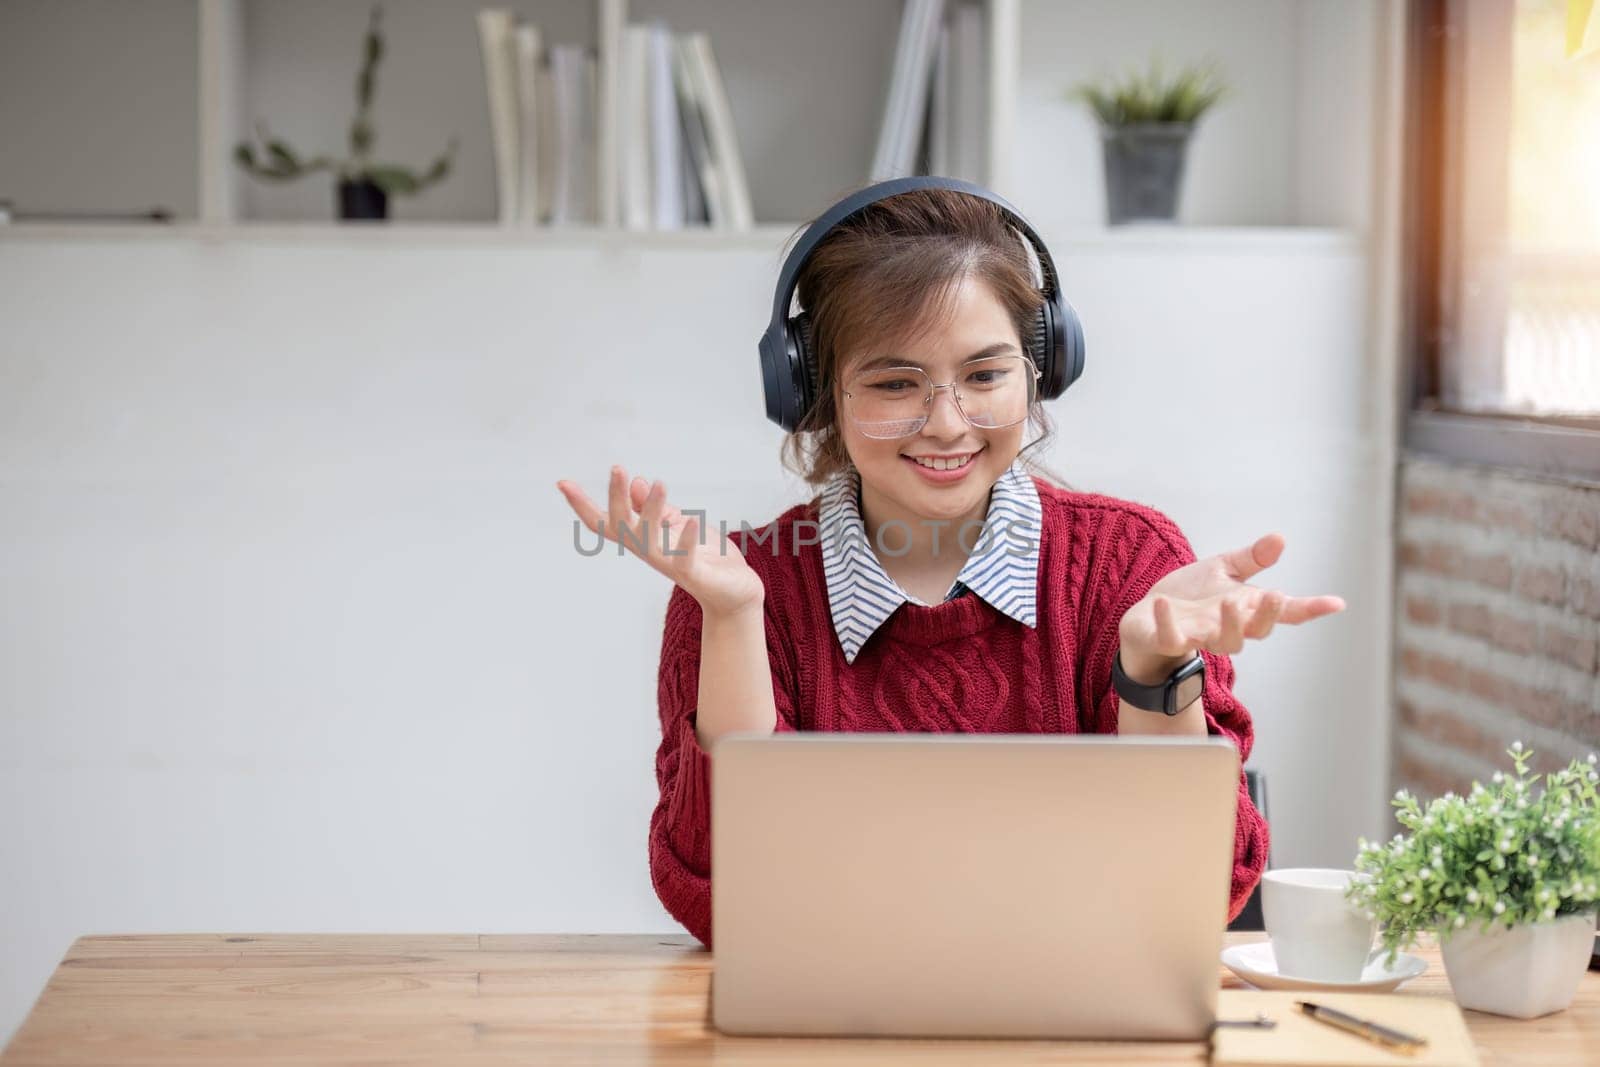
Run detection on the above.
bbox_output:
[758,176,1084,432]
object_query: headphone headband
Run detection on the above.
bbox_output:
[758,176,1083,432]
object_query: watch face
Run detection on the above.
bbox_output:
[1174,671,1205,712]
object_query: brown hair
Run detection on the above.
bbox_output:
[777,185,1071,489]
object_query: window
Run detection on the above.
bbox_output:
[1407,0,1600,476]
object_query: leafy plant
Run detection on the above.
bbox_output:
[235,4,456,197]
[1348,743,1600,966]
[1068,57,1227,126]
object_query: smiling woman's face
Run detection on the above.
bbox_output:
[834,275,1029,529]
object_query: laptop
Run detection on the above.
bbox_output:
[710,732,1241,1040]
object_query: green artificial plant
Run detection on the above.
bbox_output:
[1068,57,1228,126]
[235,4,456,199]
[1348,743,1600,966]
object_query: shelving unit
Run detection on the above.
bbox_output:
[0,0,1016,230]
[0,0,1377,240]
[0,219,805,248]
[0,220,1361,260]
[136,0,1016,230]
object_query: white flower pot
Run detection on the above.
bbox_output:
[1439,911,1597,1018]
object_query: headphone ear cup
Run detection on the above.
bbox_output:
[1028,305,1051,392]
[1031,297,1084,401]
[792,311,819,421]
[1056,296,1085,396]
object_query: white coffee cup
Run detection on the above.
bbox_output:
[1261,868,1377,982]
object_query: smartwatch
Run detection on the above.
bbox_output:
[1111,649,1205,716]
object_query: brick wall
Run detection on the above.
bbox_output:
[1393,457,1600,805]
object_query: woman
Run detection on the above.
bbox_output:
[556,179,1345,949]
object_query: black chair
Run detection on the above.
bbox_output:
[1226,769,1270,931]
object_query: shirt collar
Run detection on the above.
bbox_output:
[818,460,1042,664]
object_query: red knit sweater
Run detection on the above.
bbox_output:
[649,475,1270,949]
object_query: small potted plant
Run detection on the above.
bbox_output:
[1067,57,1226,225]
[235,4,456,220]
[1349,743,1600,1019]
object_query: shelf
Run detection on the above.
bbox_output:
[0,220,1360,257]
[0,1,1015,227]
[0,220,805,249]
[1033,224,1364,255]
[201,0,1012,226]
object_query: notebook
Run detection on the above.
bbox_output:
[1211,990,1480,1066]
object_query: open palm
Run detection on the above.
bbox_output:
[1119,532,1345,660]
[557,465,765,618]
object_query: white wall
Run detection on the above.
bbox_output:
[1292,0,1380,229]
[1034,225,1387,888]
[0,225,1384,1044]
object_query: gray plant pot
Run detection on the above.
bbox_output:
[1099,122,1193,225]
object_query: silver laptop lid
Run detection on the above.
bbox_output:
[711,733,1240,1040]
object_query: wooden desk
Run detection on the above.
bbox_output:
[2,931,1595,1065]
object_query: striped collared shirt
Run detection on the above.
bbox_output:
[817,460,1043,664]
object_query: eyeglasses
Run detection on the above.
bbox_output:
[840,355,1041,439]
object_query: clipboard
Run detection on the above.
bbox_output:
[1210,990,1480,1066]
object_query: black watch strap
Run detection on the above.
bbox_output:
[1112,649,1206,716]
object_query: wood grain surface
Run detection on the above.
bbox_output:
[2,931,1595,1065]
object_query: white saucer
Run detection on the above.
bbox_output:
[1221,941,1427,993]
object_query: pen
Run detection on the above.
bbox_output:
[1294,1000,1429,1055]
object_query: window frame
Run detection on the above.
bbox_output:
[1402,0,1600,483]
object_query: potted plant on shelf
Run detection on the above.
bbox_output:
[1067,58,1226,225]
[234,4,456,221]
[1349,743,1600,1019]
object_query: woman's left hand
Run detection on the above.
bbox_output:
[1117,532,1345,682]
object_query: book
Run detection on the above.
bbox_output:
[665,35,710,227]
[547,43,595,224]
[900,0,944,177]
[647,20,685,230]
[512,22,543,225]
[546,44,574,223]
[595,0,625,227]
[668,36,720,227]
[476,8,520,224]
[578,49,598,223]
[870,0,944,181]
[678,121,707,225]
[534,45,558,223]
[929,22,951,176]
[950,3,985,183]
[1210,991,1480,1067]
[869,0,919,180]
[619,23,653,230]
[681,32,752,230]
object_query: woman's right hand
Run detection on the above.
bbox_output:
[557,466,765,618]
